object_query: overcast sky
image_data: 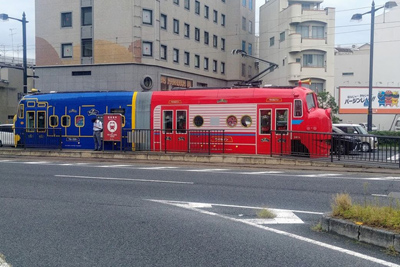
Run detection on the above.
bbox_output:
[0,0,394,59]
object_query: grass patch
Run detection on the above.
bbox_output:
[311,222,323,232]
[331,193,400,232]
[256,207,276,219]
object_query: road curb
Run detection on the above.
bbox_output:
[321,213,400,252]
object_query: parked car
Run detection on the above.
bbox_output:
[359,122,378,131]
[394,118,400,132]
[333,123,378,152]
[0,124,15,147]
[331,126,361,155]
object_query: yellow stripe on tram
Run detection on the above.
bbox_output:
[131,92,138,151]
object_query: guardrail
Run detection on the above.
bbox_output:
[2,127,399,168]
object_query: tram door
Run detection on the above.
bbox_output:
[160,107,188,152]
[257,105,291,155]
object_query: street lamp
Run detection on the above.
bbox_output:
[0,12,28,94]
[351,1,397,131]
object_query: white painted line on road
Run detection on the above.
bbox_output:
[98,164,132,168]
[24,161,50,164]
[186,169,229,172]
[0,160,11,162]
[138,166,179,170]
[150,199,400,267]
[55,174,194,184]
[371,194,388,197]
[366,177,400,181]
[298,174,340,177]
[239,171,283,174]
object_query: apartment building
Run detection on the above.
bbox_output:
[259,0,335,94]
[34,0,256,92]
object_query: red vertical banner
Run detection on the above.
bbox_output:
[103,114,122,142]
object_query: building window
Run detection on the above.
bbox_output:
[173,19,179,34]
[204,5,209,19]
[204,57,209,70]
[242,40,246,52]
[82,39,92,57]
[204,31,209,45]
[61,12,72,28]
[142,41,153,56]
[184,51,190,65]
[241,63,246,77]
[242,0,246,7]
[342,72,354,76]
[161,45,167,60]
[184,23,190,38]
[248,65,252,78]
[173,0,179,5]
[221,62,225,74]
[221,14,225,26]
[296,25,309,38]
[303,54,324,67]
[195,1,200,15]
[213,35,218,48]
[270,37,275,46]
[160,14,167,30]
[142,9,152,25]
[213,60,217,72]
[280,31,285,42]
[81,7,92,26]
[310,83,324,93]
[61,43,73,58]
[312,26,324,39]
[249,0,253,10]
[213,10,218,23]
[195,54,200,68]
[248,20,253,33]
[173,48,179,63]
[184,0,190,9]
[195,28,200,41]
[242,17,246,31]
[248,43,252,56]
[221,38,225,51]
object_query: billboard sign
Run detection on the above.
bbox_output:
[339,87,400,114]
[103,114,122,141]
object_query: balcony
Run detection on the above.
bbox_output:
[287,34,328,53]
[287,62,326,81]
[282,4,333,24]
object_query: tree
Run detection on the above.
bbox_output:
[317,91,340,123]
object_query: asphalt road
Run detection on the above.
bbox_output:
[0,156,400,266]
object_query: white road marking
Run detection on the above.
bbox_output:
[55,174,194,184]
[371,194,388,197]
[298,174,340,177]
[0,160,11,162]
[98,164,132,168]
[138,166,179,170]
[239,171,283,174]
[24,161,50,164]
[149,199,400,267]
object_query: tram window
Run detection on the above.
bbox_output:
[37,111,46,132]
[176,111,187,133]
[163,110,173,133]
[241,115,252,127]
[75,115,85,127]
[260,110,271,134]
[38,103,46,108]
[18,104,24,119]
[50,116,59,127]
[226,115,237,127]
[27,111,35,131]
[27,101,35,107]
[306,93,316,110]
[294,99,303,117]
[61,115,71,127]
[193,115,204,127]
[276,109,288,131]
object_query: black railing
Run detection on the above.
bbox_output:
[16,127,62,150]
[122,129,225,155]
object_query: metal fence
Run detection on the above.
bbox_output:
[2,127,399,168]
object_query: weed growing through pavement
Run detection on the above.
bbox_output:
[256,207,276,219]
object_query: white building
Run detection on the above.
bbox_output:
[334,3,400,131]
[259,0,335,93]
[34,0,257,92]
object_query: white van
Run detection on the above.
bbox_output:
[333,123,378,152]
[0,124,15,147]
